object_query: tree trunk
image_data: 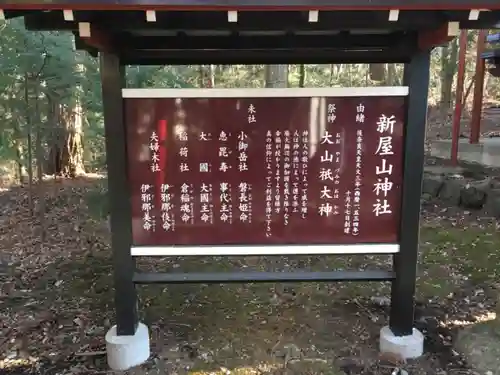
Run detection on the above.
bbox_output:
[10,97,27,184]
[329,64,335,85]
[45,95,59,175]
[24,72,34,214]
[369,64,386,82]
[209,65,216,88]
[298,64,305,87]
[441,39,459,114]
[386,64,398,85]
[34,86,46,241]
[15,140,26,184]
[46,101,85,177]
[265,65,289,88]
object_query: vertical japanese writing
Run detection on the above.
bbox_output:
[300,130,309,218]
[283,130,291,225]
[334,132,341,189]
[318,130,335,217]
[198,131,211,173]
[238,182,251,223]
[248,103,256,124]
[352,129,363,235]
[292,131,300,214]
[327,103,337,124]
[344,190,351,234]
[220,182,232,224]
[238,107,252,224]
[352,103,365,236]
[149,132,160,172]
[331,103,341,216]
[180,183,194,224]
[238,131,249,172]
[274,130,282,215]
[141,184,155,231]
[373,114,396,217]
[178,130,189,173]
[200,183,213,224]
[331,132,341,215]
[265,131,273,237]
[160,183,174,231]
[219,130,231,172]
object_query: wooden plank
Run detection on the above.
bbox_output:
[119,32,410,50]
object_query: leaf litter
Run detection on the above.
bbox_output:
[0,163,499,375]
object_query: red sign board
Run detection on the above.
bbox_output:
[125,88,406,255]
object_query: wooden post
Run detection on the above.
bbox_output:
[450,30,467,165]
[470,30,487,144]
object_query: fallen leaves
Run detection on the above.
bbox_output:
[0,166,499,375]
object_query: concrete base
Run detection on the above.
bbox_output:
[379,326,424,359]
[105,322,150,371]
[430,138,500,167]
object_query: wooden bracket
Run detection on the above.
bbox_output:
[78,23,115,53]
[418,22,459,50]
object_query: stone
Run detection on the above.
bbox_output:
[422,176,444,197]
[439,179,465,205]
[371,296,391,307]
[379,326,424,359]
[105,322,150,370]
[424,165,464,176]
[421,193,433,204]
[460,179,492,209]
[485,189,500,218]
[492,179,500,190]
[272,343,301,361]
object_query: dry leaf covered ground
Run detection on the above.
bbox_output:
[0,161,499,375]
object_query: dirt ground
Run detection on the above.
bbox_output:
[1,157,500,375]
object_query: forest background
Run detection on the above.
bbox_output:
[1,21,499,195]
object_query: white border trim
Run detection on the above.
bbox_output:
[131,243,399,256]
[122,87,409,98]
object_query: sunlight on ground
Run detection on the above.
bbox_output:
[0,356,40,370]
[188,359,341,375]
[42,173,107,181]
[189,363,280,375]
[2,177,500,374]
[446,311,496,327]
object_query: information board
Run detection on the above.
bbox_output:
[124,88,407,255]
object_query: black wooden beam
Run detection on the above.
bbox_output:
[73,33,99,57]
[4,10,38,18]
[2,0,500,11]
[120,47,414,65]
[389,50,430,337]
[133,270,395,284]
[23,10,444,31]
[22,9,500,32]
[118,32,412,51]
[100,52,138,336]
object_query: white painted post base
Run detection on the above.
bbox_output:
[379,326,424,359]
[105,322,150,371]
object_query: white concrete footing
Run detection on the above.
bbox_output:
[105,322,150,370]
[379,326,424,359]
